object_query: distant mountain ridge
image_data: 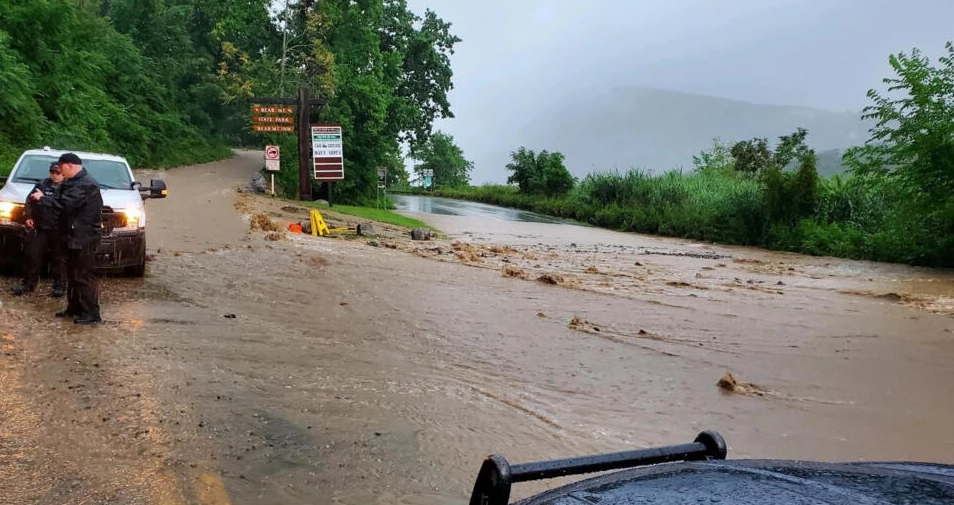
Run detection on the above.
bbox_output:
[506,86,872,177]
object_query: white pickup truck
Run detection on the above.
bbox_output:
[0,147,167,277]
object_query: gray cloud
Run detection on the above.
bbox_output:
[406,0,954,183]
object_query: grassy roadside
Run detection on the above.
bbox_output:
[303,201,432,229]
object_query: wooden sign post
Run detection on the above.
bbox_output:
[248,86,325,201]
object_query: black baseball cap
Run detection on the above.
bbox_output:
[49,162,61,173]
[58,152,82,165]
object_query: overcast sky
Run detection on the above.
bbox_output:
[403,0,954,184]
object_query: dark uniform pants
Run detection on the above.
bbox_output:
[66,239,100,319]
[23,229,67,290]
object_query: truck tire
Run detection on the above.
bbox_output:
[125,260,146,277]
[125,250,147,277]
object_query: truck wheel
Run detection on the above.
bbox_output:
[125,256,146,277]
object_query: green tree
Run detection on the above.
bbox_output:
[845,42,954,199]
[773,127,811,169]
[790,151,820,220]
[380,1,461,151]
[312,0,392,203]
[266,0,460,203]
[730,137,772,175]
[692,138,735,175]
[730,127,810,176]
[539,151,575,196]
[412,131,472,189]
[385,166,410,188]
[733,129,817,230]
[505,147,576,197]
[505,147,537,194]
[0,0,229,168]
[844,41,954,265]
[0,30,44,157]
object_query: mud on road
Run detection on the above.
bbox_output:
[2,150,953,504]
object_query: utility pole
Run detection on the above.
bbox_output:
[297,86,312,200]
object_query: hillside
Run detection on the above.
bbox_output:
[506,87,870,176]
[814,149,849,177]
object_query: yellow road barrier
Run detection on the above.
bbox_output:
[309,209,356,236]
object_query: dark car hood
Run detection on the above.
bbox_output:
[515,459,954,505]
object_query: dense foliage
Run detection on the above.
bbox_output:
[423,42,954,268]
[0,0,234,170]
[215,0,461,204]
[410,131,473,189]
[0,0,461,206]
[504,147,576,197]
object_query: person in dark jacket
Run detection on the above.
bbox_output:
[30,152,104,325]
[11,162,67,297]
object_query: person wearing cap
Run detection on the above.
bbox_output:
[29,152,104,325]
[10,162,68,297]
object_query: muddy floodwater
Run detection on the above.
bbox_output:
[2,151,953,505]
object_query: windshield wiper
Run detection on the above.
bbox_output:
[15,177,42,183]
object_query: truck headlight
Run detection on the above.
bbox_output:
[119,208,142,229]
[0,201,24,224]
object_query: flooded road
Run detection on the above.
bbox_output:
[394,195,954,313]
[2,152,953,504]
[391,194,577,225]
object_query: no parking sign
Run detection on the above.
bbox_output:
[264,145,280,171]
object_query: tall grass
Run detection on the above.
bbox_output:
[424,168,953,268]
[576,170,766,244]
[430,171,767,246]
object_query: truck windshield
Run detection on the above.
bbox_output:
[13,155,133,190]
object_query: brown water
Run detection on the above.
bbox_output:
[1,150,953,505]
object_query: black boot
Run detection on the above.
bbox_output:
[51,285,67,298]
[74,315,102,325]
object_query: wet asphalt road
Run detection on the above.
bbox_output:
[390,194,577,225]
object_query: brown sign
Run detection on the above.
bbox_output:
[254,125,295,133]
[251,104,296,134]
[314,166,344,179]
[253,115,294,124]
[252,106,294,114]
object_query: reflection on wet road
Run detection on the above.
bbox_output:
[391,194,579,225]
[1,153,953,505]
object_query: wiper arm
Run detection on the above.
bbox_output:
[16,177,41,183]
